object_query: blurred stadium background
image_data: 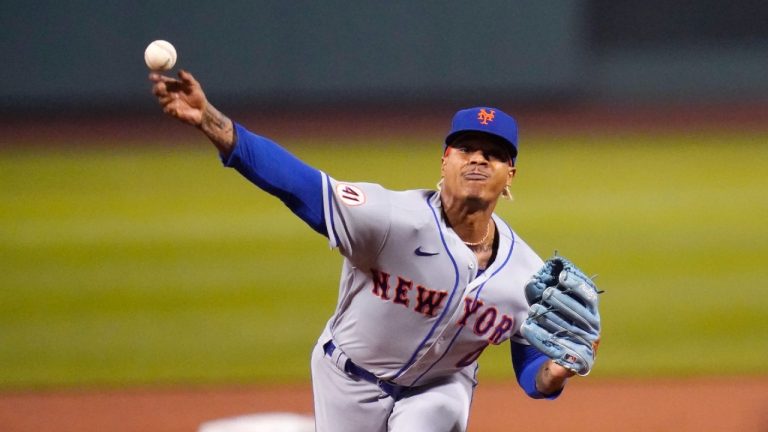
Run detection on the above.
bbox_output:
[1,1,767,431]
[4,1,768,113]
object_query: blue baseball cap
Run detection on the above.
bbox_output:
[444,107,519,164]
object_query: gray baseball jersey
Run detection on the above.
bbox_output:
[317,173,543,388]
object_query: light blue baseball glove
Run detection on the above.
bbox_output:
[520,256,602,375]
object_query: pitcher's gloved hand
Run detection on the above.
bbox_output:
[521,257,602,375]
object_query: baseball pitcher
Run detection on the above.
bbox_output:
[149,70,602,432]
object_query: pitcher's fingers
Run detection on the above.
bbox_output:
[152,82,169,97]
[149,72,183,85]
[157,94,176,106]
[178,70,199,87]
[178,69,192,81]
[163,104,179,116]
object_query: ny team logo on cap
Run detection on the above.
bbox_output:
[477,109,495,125]
[445,106,518,163]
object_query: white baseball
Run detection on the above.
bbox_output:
[144,40,177,71]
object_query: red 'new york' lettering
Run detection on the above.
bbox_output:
[414,286,448,317]
[457,297,484,326]
[371,268,391,299]
[393,276,412,308]
[369,268,448,318]
[473,307,497,336]
[488,315,514,344]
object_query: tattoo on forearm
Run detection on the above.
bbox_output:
[200,104,235,153]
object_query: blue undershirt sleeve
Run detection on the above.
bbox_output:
[220,123,327,236]
[510,340,564,400]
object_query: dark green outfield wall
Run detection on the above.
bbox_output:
[2,1,767,113]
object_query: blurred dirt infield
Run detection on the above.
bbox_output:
[1,377,767,432]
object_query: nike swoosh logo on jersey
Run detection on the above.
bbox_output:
[414,246,440,256]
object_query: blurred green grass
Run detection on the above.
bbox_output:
[1,130,767,389]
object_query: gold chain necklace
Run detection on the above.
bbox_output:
[463,220,491,247]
